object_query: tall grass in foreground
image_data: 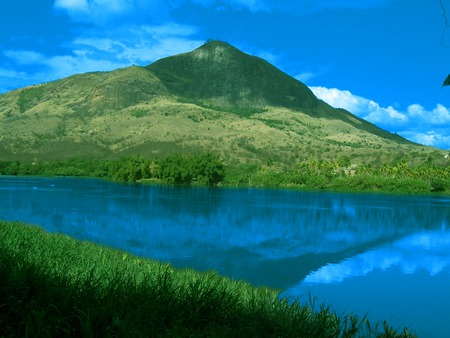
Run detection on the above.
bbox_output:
[0,221,416,337]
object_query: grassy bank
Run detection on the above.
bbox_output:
[0,221,415,337]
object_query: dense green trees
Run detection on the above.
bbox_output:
[155,152,225,185]
[2,154,450,193]
[223,158,450,194]
[0,153,225,186]
[108,156,150,182]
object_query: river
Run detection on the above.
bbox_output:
[1,176,449,337]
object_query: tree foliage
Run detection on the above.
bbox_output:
[156,152,225,186]
[2,154,450,193]
[0,153,225,186]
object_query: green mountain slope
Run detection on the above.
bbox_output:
[0,40,445,165]
[148,40,318,111]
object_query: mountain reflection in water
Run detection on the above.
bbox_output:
[1,176,450,337]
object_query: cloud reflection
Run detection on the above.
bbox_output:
[302,229,450,286]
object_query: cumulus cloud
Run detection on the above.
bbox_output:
[421,132,450,149]
[310,86,408,129]
[407,104,450,125]
[399,131,450,150]
[310,86,450,149]
[364,106,408,127]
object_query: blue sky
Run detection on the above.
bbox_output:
[2,0,450,149]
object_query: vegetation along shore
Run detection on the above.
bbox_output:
[1,152,450,194]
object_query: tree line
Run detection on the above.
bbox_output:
[0,153,225,186]
[224,158,450,193]
[1,154,450,193]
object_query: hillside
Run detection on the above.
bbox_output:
[148,40,319,111]
[0,40,445,165]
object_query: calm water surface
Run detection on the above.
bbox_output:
[1,176,449,337]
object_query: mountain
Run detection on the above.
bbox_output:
[0,40,444,165]
[148,40,318,110]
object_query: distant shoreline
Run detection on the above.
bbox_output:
[1,154,450,195]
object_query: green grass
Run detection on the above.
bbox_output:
[0,221,416,337]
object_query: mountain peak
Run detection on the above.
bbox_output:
[190,40,241,63]
[197,39,235,50]
[147,41,318,110]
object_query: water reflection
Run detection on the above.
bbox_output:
[283,229,450,338]
[1,177,449,286]
[286,229,450,287]
[2,176,450,336]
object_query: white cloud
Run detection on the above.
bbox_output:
[407,104,450,125]
[409,132,442,146]
[310,86,450,149]
[364,105,408,126]
[310,86,408,129]
[399,131,450,149]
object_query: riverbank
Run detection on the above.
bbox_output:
[1,154,450,194]
[0,221,415,337]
